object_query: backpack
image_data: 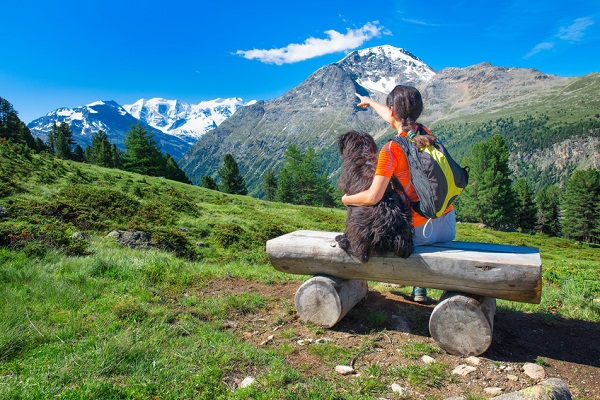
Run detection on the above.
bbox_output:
[390,126,469,219]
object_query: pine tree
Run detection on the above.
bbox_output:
[73,144,85,162]
[47,122,59,152]
[122,123,165,176]
[458,135,515,227]
[0,97,37,149]
[218,153,247,195]
[561,168,600,243]
[34,137,49,153]
[513,178,537,232]
[275,144,336,207]
[262,168,277,201]
[201,176,219,190]
[85,130,115,167]
[50,122,77,159]
[111,144,122,169]
[163,153,192,184]
[536,185,561,236]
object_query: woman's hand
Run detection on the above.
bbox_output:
[340,175,391,207]
[342,194,350,206]
[355,93,371,108]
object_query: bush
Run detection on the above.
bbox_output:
[148,227,198,261]
[212,223,247,248]
[0,223,90,256]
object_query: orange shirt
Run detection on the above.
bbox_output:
[375,130,452,227]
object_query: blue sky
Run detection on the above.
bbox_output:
[2,0,599,123]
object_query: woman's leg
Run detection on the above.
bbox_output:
[413,209,456,246]
[411,209,456,302]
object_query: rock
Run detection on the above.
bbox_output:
[523,363,546,380]
[421,355,435,364]
[335,365,355,375]
[452,364,477,376]
[391,383,407,395]
[239,377,256,388]
[378,282,402,287]
[260,335,274,346]
[484,387,503,396]
[314,337,333,344]
[71,231,92,241]
[297,339,313,345]
[107,230,154,249]
[507,374,519,381]
[465,356,480,365]
[490,378,571,399]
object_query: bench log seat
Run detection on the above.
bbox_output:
[266,230,542,356]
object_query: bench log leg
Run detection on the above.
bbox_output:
[429,291,496,356]
[294,275,368,328]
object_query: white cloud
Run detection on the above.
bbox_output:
[401,18,442,27]
[525,16,594,58]
[525,41,555,58]
[557,17,594,42]
[235,22,387,65]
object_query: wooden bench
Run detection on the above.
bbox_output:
[266,230,542,356]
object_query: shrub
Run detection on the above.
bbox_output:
[212,223,247,248]
[0,223,90,256]
[148,227,198,260]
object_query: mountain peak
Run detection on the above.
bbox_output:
[336,44,436,95]
[122,97,253,145]
[345,45,423,65]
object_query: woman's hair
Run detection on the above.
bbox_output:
[413,134,435,149]
[386,85,423,133]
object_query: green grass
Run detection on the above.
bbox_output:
[1,141,600,398]
[390,362,450,389]
[401,340,443,360]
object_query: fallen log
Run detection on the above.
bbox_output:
[429,291,496,356]
[266,230,542,304]
[294,276,368,328]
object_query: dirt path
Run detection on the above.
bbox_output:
[200,278,600,399]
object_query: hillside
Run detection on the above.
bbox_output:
[424,69,600,189]
[179,47,600,196]
[1,140,599,398]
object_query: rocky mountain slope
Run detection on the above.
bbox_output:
[179,46,600,196]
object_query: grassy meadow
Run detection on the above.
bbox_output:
[1,141,599,399]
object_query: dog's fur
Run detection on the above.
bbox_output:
[335,131,414,262]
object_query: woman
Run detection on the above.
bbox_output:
[342,85,456,302]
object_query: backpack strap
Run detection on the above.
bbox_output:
[388,169,419,212]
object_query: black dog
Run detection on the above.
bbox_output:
[335,131,414,262]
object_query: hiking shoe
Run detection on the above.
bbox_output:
[412,287,427,303]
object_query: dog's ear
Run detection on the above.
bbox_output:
[337,132,349,155]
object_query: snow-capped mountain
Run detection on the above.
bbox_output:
[123,97,255,145]
[27,100,189,160]
[336,44,436,95]
[181,44,439,191]
[179,44,585,196]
